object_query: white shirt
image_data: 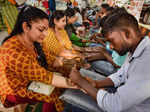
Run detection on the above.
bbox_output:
[75,12,83,25]
[97,37,150,112]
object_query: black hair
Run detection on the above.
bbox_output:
[2,5,49,69]
[34,42,48,69]
[106,7,114,12]
[86,6,91,10]
[102,8,140,37]
[111,7,127,14]
[101,3,110,10]
[64,8,76,35]
[49,10,65,28]
[65,8,75,18]
[99,7,115,27]
[66,0,72,8]
[3,5,49,43]
[74,7,80,13]
[92,11,96,16]
[81,8,86,19]
[99,16,108,27]
[83,22,90,29]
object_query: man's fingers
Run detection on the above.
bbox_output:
[72,64,77,70]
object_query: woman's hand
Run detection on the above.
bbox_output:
[66,78,76,86]
[65,78,81,89]
[82,63,91,69]
[53,57,64,68]
[59,49,78,59]
[72,45,84,52]
[85,77,97,88]
[69,65,83,84]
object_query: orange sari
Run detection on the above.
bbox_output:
[0,36,64,112]
[43,28,73,57]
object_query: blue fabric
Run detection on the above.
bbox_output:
[73,22,82,27]
[89,27,99,35]
[112,51,127,66]
[97,17,101,27]
[89,43,103,47]
[89,42,112,55]
[105,42,127,65]
[105,42,113,55]
[91,60,117,76]
[49,0,56,13]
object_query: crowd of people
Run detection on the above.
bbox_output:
[0,0,150,112]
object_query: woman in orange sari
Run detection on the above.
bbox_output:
[43,10,88,112]
[43,10,84,69]
[0,6,77,112]
[43,10,75,57]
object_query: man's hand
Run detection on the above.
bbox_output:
[85,77,97,87]
[69,65,83,84]
[53,57,64,68]
[70,65,98,100]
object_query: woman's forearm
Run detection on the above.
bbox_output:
[51,73,77,89]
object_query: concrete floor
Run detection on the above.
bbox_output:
[0,31,8,45]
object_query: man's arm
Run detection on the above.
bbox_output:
[95,78,114,88]
[83,61,127,89]
[69,66,114,100]
[69,65,148,112]
[69,61,127,98]
[76,76,98,100]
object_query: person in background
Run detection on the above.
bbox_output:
[43,9,89,79]
[43,10,90,112]
[65,8,77,38]
[65,8,91,47]
[95,3,110,29]
[93,3,110,30]
[99,6,114,28]
[65,8,120,73]
[69,7,150,112]
[43,10,84,63]
[95,9,102,29]
[48,0,56,13]
[90,7,128,75]
[74,7,83,27]
[100,3,110,18]
[65,0,73,8]
[0,6,78,112]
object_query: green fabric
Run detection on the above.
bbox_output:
[70,33,86,47]
[70,33,81,41]
[34,103,43,112]
[25,104,33,112]
[0,0,18,31]
[112,51,127,66]
[25,103,43,112]
[0,12,6,31]
[0,1,6,31]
